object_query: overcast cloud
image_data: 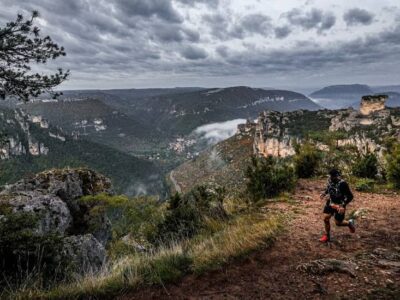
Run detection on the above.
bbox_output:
[0,0,399,90]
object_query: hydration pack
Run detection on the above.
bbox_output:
[327,179,345,203]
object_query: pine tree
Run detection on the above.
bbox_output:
[0,11,69,102]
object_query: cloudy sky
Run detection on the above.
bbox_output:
[1,0,400,90]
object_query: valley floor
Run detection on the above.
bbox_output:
[121,179,400,299]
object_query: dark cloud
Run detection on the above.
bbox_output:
[181,45,208,60]
[208,24,400,77]
[152,25,185,42]
[114,0,183,23]
[177,0,219,8]
[202,13,231,40]
[285,8,336,33]
[182,28,201,42]
[274,26,292,39]
[203,13,272,40]
[216,45,229,57]
[344,8,375,26]
[0,0,397,88]
[240,14,271,34]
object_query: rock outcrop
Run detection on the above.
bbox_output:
[253,95,399,161]
[360,95,388,116]
[63,234,106,273]
[0,109,58,159]
[0,168,113,273]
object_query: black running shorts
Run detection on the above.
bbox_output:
[323,204,345,222]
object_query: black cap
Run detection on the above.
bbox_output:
[329,169,341,177]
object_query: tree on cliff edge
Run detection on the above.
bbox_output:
[0,11,69,102]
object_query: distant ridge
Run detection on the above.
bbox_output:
[310,84,373,98]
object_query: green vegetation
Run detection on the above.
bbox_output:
[0,11,68,101]
[354,178,375,192]
[294,142,321,178]
[386,144,400,189]
[5,181,284,299]
[0,122,165,196]
[152,186,227,245]
[286,112,332,137]
[0,209,67,289]
[352,153,378,179]
[246,156,296,202]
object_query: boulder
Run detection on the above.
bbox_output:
[1,168,113,204]
[63,234,106,273]
[0,168,114,275]
[7,192,72,235]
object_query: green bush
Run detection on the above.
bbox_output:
[387,144,400,189]
[151,186,227,245]
[352,153,378,179]
[0,210,67,289]
[246,156,296,202]
[79,194,163,243]
[294,143,321,178]
[355,178,375,192]
[320,149,350,174]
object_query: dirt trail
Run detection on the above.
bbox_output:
[124,179,400,299]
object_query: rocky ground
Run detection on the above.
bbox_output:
[123,179,400,299]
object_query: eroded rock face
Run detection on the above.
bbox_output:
[63,234,106,273]
[0,168,113,273]
[253,95,398,161]
[7,192,72,235]
[2,168,113,202]
[360,95,387,116]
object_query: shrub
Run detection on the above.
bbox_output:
[320,148,354,175]
[387,144,400,189]
[246,156,296,202]
[78,194,163,243]
[352,153,378,179]
[294,143,321,178]
[151,185,227,245]
[0,210,67,289]
[355,178,375,192]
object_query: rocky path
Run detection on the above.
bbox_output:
[123,179,400,299]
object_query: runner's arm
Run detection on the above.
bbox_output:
[320,183,329,199]
[341,182,354,207]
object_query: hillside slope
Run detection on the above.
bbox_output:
[310,84,400,109]
[310,84,373,98]
[125,86,320,136]
[0,107,165,196]
[21,99,162,154]
[126,179,400,299]
[169,132,254,195]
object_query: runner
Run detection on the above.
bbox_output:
[319,169,356,243]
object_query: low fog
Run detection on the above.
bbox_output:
[194,119,247,145]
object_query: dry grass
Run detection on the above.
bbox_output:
[191,213,282,274]
[7,210,283,299]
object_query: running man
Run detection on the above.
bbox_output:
[319,169,356,243]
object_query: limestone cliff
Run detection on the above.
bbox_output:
[252,95,399,160]
[0,108,66,159]
[360,95,388,116]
